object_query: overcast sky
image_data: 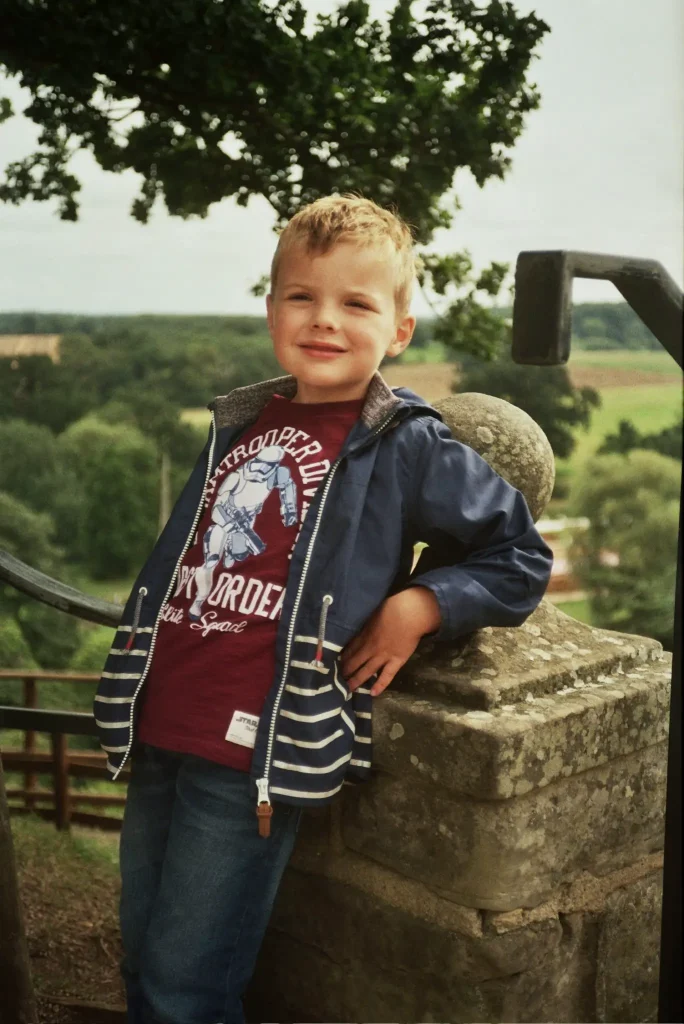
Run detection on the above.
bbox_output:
[0,0,682,317]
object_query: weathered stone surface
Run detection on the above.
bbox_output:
[432,392,555,522]
[247,848,663,1023]
[248,861,565,1023]
[596,871,663,1023]
[340,745,666,909]
[395,597,665,709]
[248,930,508,1024]
[375,650,671,800]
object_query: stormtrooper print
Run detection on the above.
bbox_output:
[189,446,297,620]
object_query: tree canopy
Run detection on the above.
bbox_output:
[569,450,680,650]
[1,0,549,360]
[598,419,682,462]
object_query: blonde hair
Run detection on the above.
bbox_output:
[270,194,417,317]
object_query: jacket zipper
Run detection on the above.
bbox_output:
[255,408,399,835]
[112,413,218,780]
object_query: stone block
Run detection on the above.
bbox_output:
[596,871,663,1023]
[374,653,671,800]
[248,861,563,1023]
[340,743,666,909]
[394,598,665,710]
[247,850,663,1024]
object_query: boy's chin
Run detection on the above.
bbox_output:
[292,368,374,402]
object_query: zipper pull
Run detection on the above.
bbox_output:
[124,586,148,650]
[315,594,334,663]
[256,777,273,838]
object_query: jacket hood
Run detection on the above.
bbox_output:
[209,372,441,434]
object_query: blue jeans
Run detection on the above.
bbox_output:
[119,745,301,1024]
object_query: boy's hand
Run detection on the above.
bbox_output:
[340,587,441,696]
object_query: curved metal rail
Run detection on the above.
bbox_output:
[512,250,683,368]
[0,550,122,628]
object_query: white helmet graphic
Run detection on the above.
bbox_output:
[245,445,286,480]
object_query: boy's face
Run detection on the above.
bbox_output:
[266,240,415,404]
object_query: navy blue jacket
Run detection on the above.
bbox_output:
[94,373,552,809]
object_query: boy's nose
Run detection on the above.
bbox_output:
[311,305,338,331]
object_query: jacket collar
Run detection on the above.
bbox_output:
[210,371,403,432]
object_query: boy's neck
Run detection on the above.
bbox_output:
[291,378,372,405]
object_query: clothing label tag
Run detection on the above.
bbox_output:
[225,710,259,749]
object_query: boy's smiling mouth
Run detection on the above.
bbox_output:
[298,341,346,358]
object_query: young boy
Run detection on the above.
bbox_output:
[95,195,552,1024]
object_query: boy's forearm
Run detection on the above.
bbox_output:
[396,585,442,636]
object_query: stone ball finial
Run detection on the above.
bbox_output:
[432,392,555,522]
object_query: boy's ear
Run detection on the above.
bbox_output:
[266,294,274,338]
[385,314,416,358]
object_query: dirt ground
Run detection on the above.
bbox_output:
[565,365,681,389]
[381,361,681,402]
[11,818,125,1017]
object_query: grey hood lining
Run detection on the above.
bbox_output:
[211,371,402,432]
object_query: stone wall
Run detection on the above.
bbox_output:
[247,601,668,1023]
[246,395,670,1024]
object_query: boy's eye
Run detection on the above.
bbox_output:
[348,301,370,310]
[287,293,310,301]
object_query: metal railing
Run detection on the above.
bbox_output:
[512,250,683,368]
[0,670,129,830]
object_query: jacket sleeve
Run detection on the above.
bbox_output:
[405,418,553,642]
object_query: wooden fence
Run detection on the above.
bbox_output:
[0,670,129,831]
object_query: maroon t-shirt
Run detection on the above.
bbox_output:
[137,394,363,771]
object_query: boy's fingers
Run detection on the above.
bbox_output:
[341,637,377,677]
[341,631,367,665]
[340,648,366,679]
[370,660,401,696]
[347,654,386,690]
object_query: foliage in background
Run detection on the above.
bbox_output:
[0,328,233,433]
[1,0,551,362]
[598,419,682,461]
[568,450,680,650]
[0,491,66,587]
[457,353,601,459]
[0,419,63,508]
[16,601,81,669]
[0,415,160,581]
[0,616,36,705]
[71,626,117,673]
[59,417,159,579]
[0,616,36,672]
[0,490,82,666]
[570,304,661,351]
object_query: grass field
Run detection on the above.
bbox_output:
[567,349,681,374]
[553,597,593,625]
[564,384,682,470]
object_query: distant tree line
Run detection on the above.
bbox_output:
[569,303,661,350]
[0,301,663,353]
